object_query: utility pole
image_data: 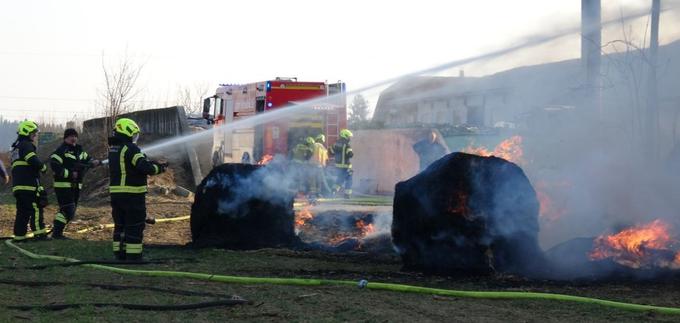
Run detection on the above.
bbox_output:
[647,0,661,158]
[581,0,602,114]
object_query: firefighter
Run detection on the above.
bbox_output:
[10,120,49,241]
[329,129,354,199]
[49,128,100,239]
[309,134,330,198]
[289,137,313,195]
[108,118,166,261]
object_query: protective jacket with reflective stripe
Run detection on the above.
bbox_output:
[108,136,161,194]
[50,143,92,187]
[10,137,46,192]
[329,138,353,168]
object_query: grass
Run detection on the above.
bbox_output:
[1,239,680,322]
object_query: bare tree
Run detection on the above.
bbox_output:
[99,51,145,132]
[175,82,211,115]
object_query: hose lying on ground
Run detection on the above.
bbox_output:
[5,240,680,315]
[75,215,190,234]
[8,299,249,311]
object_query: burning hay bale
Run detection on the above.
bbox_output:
[190,163,296,249]
[392,152,544,275]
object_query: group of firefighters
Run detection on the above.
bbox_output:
[1,118,353,260]
[290,128,354,201]
[4,118,165,261]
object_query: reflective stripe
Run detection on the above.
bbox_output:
[40,164,47,172]
[125,243,143,254]
[120,146,128,187]
[109,185,147,193]
[335,164,352,169]
[13,235,27,241]
[64,169,69,178]
[153,164,159,174]
[32,202,44,233]
[113,241,121,252]
[79,152,88,160]
[53,181,82,189]
[131,153,144,166]
[24,152,36,161]
[12,161,29,167]
[51,154,63,164]
[64,153,77,159]
[12,185,37,192]
[55,212,68,224]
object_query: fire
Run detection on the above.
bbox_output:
[533,181,568,221]
[462,136,524,165]
[295,207,313,228]
[355,219,375,236]
[589,219,680,269]
[257,154,273,165]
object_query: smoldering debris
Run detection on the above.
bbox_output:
[190,163,296,249]
[392,152,545,276]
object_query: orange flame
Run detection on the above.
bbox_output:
[257,154,273,165]
[295,207,313,228]
[355,219,376,237]
[533,181,568,221]
[462,136,524,165]
[589,219,680,268]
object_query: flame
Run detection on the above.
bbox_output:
[257,154,273,165]
[589,219,680,269]
[533,181,568,221]
[355,219,375,236]
[463,136,524,165]
[295,207,313,228]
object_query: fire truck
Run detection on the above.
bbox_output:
[202,77,347,166]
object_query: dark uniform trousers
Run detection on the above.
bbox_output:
[52,187,80,236]
[13,191,46,239]
[111,193,146,259]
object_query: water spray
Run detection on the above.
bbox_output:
[95,6,660,167]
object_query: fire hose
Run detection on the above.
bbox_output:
[75,215,190,234]
[5,240,680,315]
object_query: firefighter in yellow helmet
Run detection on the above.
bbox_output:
[108,118,166,261]
[10,120,49,241]
[329,129,354,199]
[309,134,330,199]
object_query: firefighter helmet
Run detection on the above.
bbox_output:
[339,129,353,139]
[114,118,141,138]
[315,134,326,143]
[306,136,315,145]
[17,120,39,136]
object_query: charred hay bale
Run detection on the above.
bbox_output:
[392,152,544,275]
[191,163,295,249]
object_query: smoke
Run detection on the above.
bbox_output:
[205,159,294,218]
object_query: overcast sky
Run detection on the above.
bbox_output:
[0,0,678,123]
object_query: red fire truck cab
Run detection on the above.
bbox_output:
[203,77,347,166]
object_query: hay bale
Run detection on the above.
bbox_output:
[190,163,295,249]
[392,152,544,275]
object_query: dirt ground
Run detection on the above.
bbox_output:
[2,192,680,321]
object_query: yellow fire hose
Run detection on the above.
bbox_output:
[75,216,190,234]
[5,240,680,315]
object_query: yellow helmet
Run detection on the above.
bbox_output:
[339,129,353,139]
[114,118,141,138]
[315,134,326,143]
[17,120,39,136]
[306,136,315,145]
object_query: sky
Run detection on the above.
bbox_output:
[0,0,678,123]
